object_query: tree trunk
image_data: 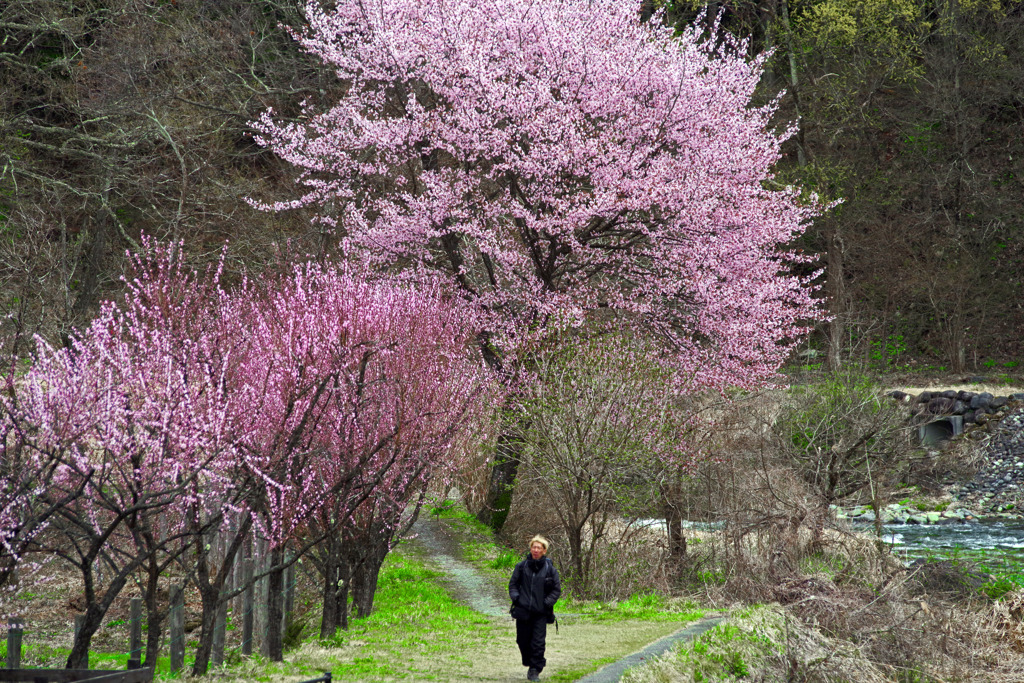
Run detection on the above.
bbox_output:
[664,505,688,565]
[824,224,849,372]
[477,427,525,532]
[211,597,227,667]
[143,558,164,668]
[337,558,351,631]
[66,604,104,669]
[779,0,806,167]
[639,0,656,23]
[69,177,114,330]
[567,525,585,592]
[352,539,389,619]
[266,545,285,662]
[193,589,224,679]
[660,473,688,569]
[66,565,134,669]
[318,533,340,639]
[254,537,269,657]
[192,516,249,676]
[192,540,219,675]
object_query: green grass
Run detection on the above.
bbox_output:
[488,547,520,571]
[693,568,728,585]
[318,549,493,680]
[798,551,849,578]
[428,500,492,536]
[964,551,1024,599]
[901,546,1024,601]
[981,574,1018,600]
[688,627,753,681]
[563,593,705,624]
[621,607,778,683]
[461,540,495,563]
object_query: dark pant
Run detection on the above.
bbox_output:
[516,616,547,671]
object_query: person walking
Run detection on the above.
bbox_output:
[509,535,561,681]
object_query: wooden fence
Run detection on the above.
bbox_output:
[2,538,301,679]
[2,619,153,683]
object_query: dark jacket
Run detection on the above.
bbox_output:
[509,555,561,622]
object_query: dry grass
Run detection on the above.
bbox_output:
[621,604,892,683]
[992,590,1024,652]
[645,388,1024,681]
[640,521,1024,682]
[627,595,1024,683]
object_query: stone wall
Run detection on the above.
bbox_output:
[889,389,1024,517]
[889,389,1024,428]
[954,408,1024,514]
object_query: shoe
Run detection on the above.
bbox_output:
[527,668,540,681]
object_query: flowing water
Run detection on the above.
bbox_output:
[872,520,1024,554]
[652,517,1024,568]
[855,521,1024,576]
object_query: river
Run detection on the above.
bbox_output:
[660,518,1024,561]
[854,520,1024,573]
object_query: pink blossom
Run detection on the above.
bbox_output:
[252,0,826,391]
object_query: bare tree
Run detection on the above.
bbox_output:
[0,0,333,349]
[513,337,688,595]
[773,370,914,545]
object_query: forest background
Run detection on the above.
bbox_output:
[2,0,1023,375]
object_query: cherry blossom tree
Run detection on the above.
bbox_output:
[0,261,236,669]
[252,0,827,526]
[112,245,257,673]
[3,240,491,668]
[0,344,98,616]
[226,262,489,648]
[107,249,489,668]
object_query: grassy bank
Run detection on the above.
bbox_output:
[618,605,895,683]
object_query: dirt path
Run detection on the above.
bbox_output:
[406,515,724,682]
[409,514,509,617]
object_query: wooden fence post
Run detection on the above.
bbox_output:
[128,597,142,669]
[6,619,22,669]
[169,586,185,674]
[241,557,254,657]
[73,614,88,669]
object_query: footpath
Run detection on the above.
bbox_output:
[408,515,725,682]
